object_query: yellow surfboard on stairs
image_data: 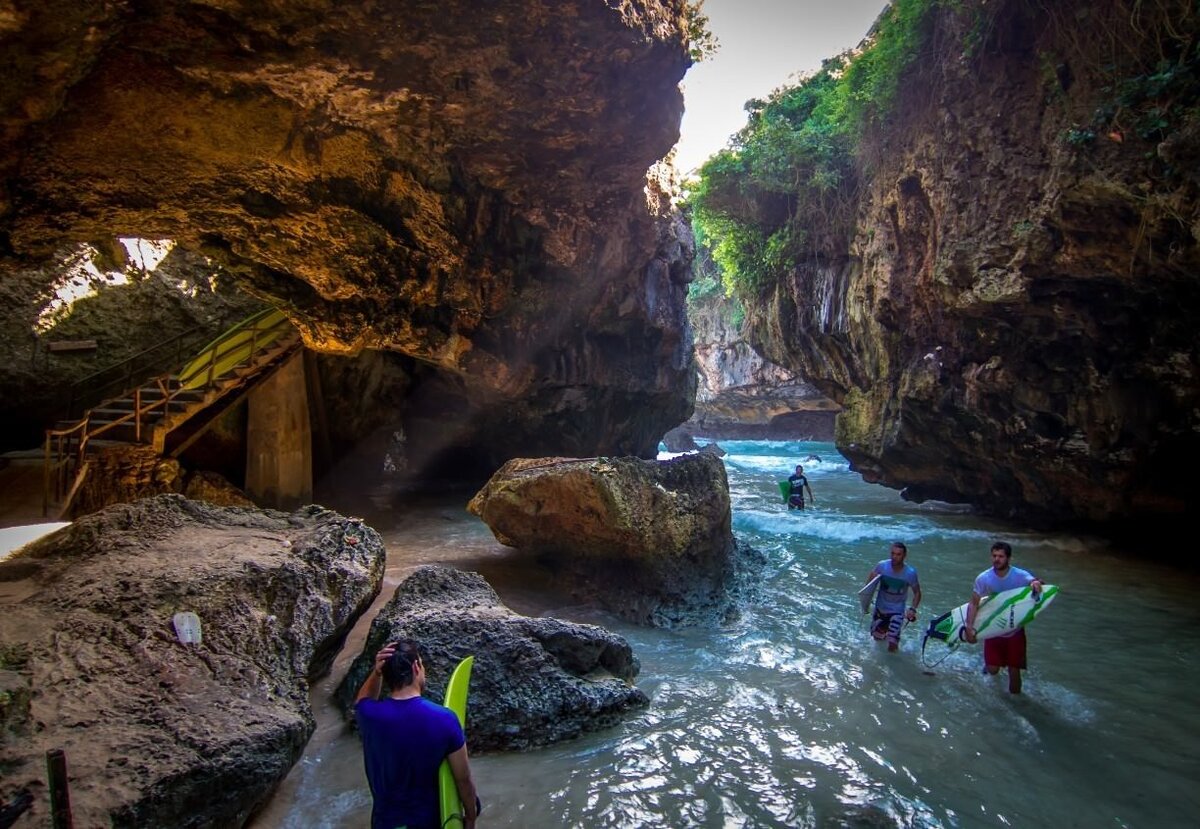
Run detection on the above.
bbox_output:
[177,308,291,391]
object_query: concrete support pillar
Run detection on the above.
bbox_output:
[245,352,312,509]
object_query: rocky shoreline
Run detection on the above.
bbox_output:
[1,452,767,827]
[335,566,650,753]
[0,495,383,828]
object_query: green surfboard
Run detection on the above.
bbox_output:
[438,655,474,827]
[778,480,790,503]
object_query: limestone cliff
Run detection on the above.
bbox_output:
[748,0,1200,534]
[687,280,837,439]
[0,0,696,466]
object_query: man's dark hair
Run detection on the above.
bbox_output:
[381,639,423,688]
[891,541,907,554]
[991,541,1013,557]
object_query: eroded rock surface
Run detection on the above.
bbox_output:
[336,565,647,752]
[0,495,384,828]
[468,453,761,625]
[1,0,696,465]
[747,0,1200,533]
[688,282,838,440]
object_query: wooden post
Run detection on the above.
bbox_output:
[42,432,52,517]
[46,749,73,829]
[303,350,333,474]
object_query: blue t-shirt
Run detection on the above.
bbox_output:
[973,565,1036,638]
[871,561,919,615]
[355,696,466,829]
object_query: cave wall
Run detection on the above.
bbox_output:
[747,0,1200,532]
[0,0,696,468]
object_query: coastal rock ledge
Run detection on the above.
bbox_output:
[336,565,648,752]
[468,452,762,626]
[0,495,384,828]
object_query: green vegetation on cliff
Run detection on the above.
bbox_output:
[1053,3,1199,156]
[686,221,745,329]
[684,1,720,63]
[687,0,1200,301]
[686,0,938,299]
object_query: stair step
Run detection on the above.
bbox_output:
[85,424,151,443]
[49,337,303,458]
[103,391,205,411]
[90,407,164,421]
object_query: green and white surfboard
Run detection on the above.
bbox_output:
[923,583,1059,650]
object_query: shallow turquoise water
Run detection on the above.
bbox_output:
[257,440,1200,828]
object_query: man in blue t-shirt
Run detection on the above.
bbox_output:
[865,542,921,652]
[355,640,478,829]
[964,541,1044,694]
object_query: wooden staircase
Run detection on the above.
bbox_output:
[43,309,301,517]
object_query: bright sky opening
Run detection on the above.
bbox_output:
[674,0,891,177]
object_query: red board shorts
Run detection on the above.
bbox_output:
[983,628,1027,669]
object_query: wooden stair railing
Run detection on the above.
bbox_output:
[62,325,207,419]
[43,309,300,517]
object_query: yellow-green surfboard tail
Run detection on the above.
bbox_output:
[177,307,290,391]
[438,655,474,827]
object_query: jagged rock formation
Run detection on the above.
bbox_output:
[0,495,384,828]
[65,443,255,518]
[687,285,837,439]
[468,452,763,625]
[748,0,1200,533]
[0,1,697,470]
[335,565,648,752]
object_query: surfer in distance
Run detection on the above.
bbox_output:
[963,542,1044,694]
[786,465,814,510]
[354,640,479,829]
[865,542,921,651]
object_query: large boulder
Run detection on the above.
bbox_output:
[336,566,647,752]
[0,495,384,828]
[468,453,760,626]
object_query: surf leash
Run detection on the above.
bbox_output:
[919,611,962,670]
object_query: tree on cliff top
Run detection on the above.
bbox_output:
[685,0,938,298]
